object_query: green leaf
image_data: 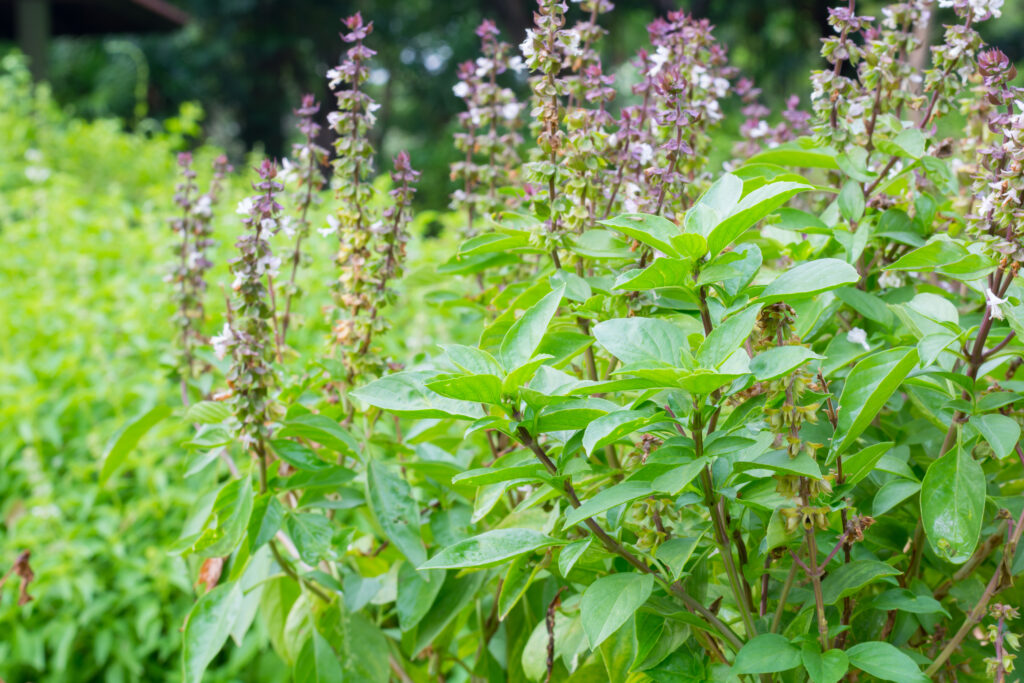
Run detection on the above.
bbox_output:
[838,179,865,222]
[396,562,444,631]
[820,560,900,605]
[970,414,1020,460]
[315,601,389,683]
[921,446,985,564]
[759,259,859,305]
[651,458,707,495]
[582,410,654,456]
[270,439,331,471]
[564,481,655,527]
[592,317,686,366]
[294,630,343,683]
[499,285,566,370]
[747,142,839,169]
[100,404,171,485]
[420,528,562,569]
[655,536,702,581]
[351,370,484,419]
[441,344,504,376]
[558,538,592,576]
[697,305,762,369]
[600,213,682,257]
[870,589,949,616]
[194,474,254,557]
[185,401,231,424]
[886,239,966,272]
[580,573,654,648]
[367,460,426,567]
[248,494,285,553]
[801,644,849,683]
[831,347,918,456]
[835,287,894,327]
[425,373,503,404]
[736,449,822,479]
[733,634,801,675]
[873,479,921,516]
[276,414,359,459]
[707,180,813,255]
[284,513,332,565]
[750,346,824,381]
[613,257,690,291]
[847,642,929,683]
[182,582,243,683]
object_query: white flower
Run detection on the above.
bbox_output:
[847,327,871,352]
[635,143,654,165]
[986,288,1008,320]
[279,216,296,238]
[649,45,671,76]
[475,57,494,78]
[508,56,526,73]
[277,158,298,186]
[562,29,583,57]
[500,102,520,120]
[319,214,340,237]
[235,196,255,216]
[24,148,43,163]
[211,323,235,360]
[520,29,537,60]
[25,166,50,183]
[452,81,470,98]
[326,111,343,130]
[326,67,343,89]
[365,102,381,126]
[192,195,213,218]
[256,254,282,279]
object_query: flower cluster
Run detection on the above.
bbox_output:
[450,20,525,235]
[634,12,733,218]
[279,94,330,339]
[354,152,421,359]
[967,48,1024,261]
[521,0,573,243]
[326,14,381,349]
[214,160,284,454]
[327,15,419,381]
[169,152,231,388]
[733,80,811,159]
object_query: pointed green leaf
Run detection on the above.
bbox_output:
[581,573,654,648]
[420,528,562,569]
[759,259,859,305]
[100,404,171,485]
[564,481,655,527]
[593,317,686,366]
[499,285,566,370]
[847,642,928,683]
[921,446,985,564]
[831,347,918,456]
[182,582,243,683]
[367,460,426,566]
[600,213,681,257]
[733,634,801,675]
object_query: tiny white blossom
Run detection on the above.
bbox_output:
[635,143,654,165]
[192,195,213,218]
[562,29,583,57]
[366,101,382,126]
[847,327,871,351]
[508,55,526,73]
[326,67,343,89]
[986,288,1008,320]
[649,45,671,76]
[25,166,50,183]
[520,29,537,60]
[319,214,340,237]
[211,323,234,360]
[500,102,520,120]
[452,81,470,98]
[24,148,43,163]
[235,196,255,216]
[475,57,494,78]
